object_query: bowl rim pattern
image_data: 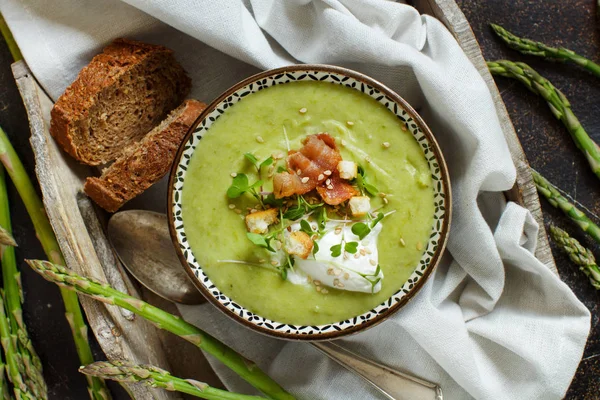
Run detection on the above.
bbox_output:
[167,64,452,341]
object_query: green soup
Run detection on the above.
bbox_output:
[181,81,434,325]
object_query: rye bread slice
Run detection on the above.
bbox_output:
[84,99,206,212]
[51,38,191,165]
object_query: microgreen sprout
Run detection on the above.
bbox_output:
[355,165,379,197]
[351,211,385,240]
[226,174,264,207]
[283,195,323,220]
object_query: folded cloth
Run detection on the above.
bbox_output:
[1,0,591,399]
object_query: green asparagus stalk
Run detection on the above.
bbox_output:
[0,166,46,398]
[549,226,600,289]
[0,362,10,400]
[488,60,600,180]
[26,260,296,400]
[0,14,23,63]
[531,170,600,244]
[81,361,266,400]
[0,127,110,400]
[0,297,33,399]
[490,24,600,78]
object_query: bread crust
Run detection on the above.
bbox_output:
[51,39,191,165]
[83,99,206,212]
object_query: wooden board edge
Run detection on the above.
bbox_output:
[411,0,558,274]
[11,60,178,399]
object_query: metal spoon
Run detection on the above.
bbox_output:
[108,210,204,304]
[107,210,443,400]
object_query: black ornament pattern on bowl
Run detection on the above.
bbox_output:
[171,69,447,335]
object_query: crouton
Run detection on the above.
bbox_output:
[349,196,371,217]
[337,160,357,180]
[285,231,314,259]
[245,208,279,234]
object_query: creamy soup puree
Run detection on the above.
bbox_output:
[182,81,434,325]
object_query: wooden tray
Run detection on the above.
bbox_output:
[11,0,558,398]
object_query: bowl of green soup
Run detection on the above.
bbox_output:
[168,65,450,340]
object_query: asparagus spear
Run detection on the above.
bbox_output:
[0,362,10,400]
[25,259,296,400]
[0,297,33,399]
[0,166,46,398]
[531,170,600,244]
[488,60,600,180]
[81,361,266,400]
[0,127,110,400]
[490,24,600,78]
[549,226,600,289]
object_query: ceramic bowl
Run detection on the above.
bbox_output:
[168,65,451,341]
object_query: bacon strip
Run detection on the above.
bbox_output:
[273,133,358,205]
[316,173,358,205]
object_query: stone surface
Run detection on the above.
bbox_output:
[456,0,600,398]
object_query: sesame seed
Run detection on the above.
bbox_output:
[314,280,321,286]
[335,227,342,235]
[258,259,266,263]
[312,224,317,230]
[324,170,332,176]
[270,260,279,266]
[338,282,345,288]
[369,259,377,266]
[365,248,372,254]
[399,238,406,246]
[354,253,360,259]
[256,136,264,143]
[344,272,350,280]
[275,241,282,250]
[230,172,237,178]
[416,241,423,251]
[333,278,340,287]
[360,249,366,256]
[326,178,331,185]
[365,156,371,163]
[346,121,354,126]
[382,142,390,148]
[250,208,257,213]
[321,288,329,294]
[401,124,407,131]
[343,253,349,260]
[228,204,236,209]
[327,185,334,190]
[318,173,325,181]
[334,268,342,276]
[341,139,347,146]
[383,198,389,204]
[301,177,309,183]
[299,107,307,114]
[273,152,284,160]
[234,209,242,214]
[316,286,322,292]
[297,169,302,175]
[327,268,334,275]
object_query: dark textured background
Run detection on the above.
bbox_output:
[455,1,600,398]
[0,0,598,398]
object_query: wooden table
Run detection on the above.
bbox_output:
[0,0,597,398]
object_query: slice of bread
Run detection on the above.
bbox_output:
[51,38,191,165]
[84,99,206,212]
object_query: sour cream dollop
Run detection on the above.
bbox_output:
[285,221,383,293]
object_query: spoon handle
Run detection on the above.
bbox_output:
[311,342,443,400]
